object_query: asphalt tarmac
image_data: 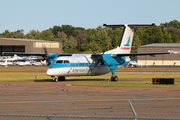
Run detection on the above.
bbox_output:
[0,80,180,119]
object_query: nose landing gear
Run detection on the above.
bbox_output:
[52,77,58,82]
[51,76,65,82]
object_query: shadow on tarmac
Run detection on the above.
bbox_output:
[34,79,107,82]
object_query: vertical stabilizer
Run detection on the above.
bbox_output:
[116,24,134,54]
[103,23,157,54]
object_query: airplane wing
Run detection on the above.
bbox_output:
[2,52,47,56]
[2,52,72,57]
[2,52,73,65]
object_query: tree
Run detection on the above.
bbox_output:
[56,32,76,52]
[38,29,54,41]
[163,32,173,43]
[72,29,81,37]
[0,29,25,38]
[25,30,40,39]
[93,28,108,50]
[140,27,164,45]
[160,20,180,29]
[163,27,180,43]
[81,28,108,51]
[109,28,122,48]
[87,41,102,52]
[52,25,62,36]
[131,35,141,53]
[61,25,75,38]
[74,33,86,48]
[67,35,76,49]
[1,30,10,37]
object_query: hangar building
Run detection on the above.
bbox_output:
[0,38,62,56]
[137,43,180,66]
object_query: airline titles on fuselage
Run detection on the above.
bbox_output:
[68,68,89,73]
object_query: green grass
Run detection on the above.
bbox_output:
[0,66,48,71]
[116,67,180,72]
[72,80,180,88]
[0,72,50,82]
[1,72,180,82]
[68,73,180,80]
[1,67,180,88]
[70,72,180,88]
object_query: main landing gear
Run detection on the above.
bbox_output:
[52,76,65,82]
[111,76,118,82]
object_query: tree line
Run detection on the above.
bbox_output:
[0,20,180,53]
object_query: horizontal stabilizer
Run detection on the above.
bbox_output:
[103,23,157,27]
[111,52,170,57]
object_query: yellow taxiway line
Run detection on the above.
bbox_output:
[1,97,180,104]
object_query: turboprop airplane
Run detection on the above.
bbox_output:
[3,23,180,82]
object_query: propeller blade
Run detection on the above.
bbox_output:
[90,60,100,73]
[102,46,109,55]
[89,49,96,55]
[102,60,108,65]
[88,46,109,74]
[94,60,100,68]
[43,47,51,65]
[43,47,48,56]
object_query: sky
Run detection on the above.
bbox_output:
[0,0,180,34]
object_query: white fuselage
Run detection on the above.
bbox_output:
[46,55,113,77]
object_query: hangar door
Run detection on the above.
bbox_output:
[0,45,25,56]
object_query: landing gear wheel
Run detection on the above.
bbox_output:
[55,78,58,82]
[52,78,58,82]
[111,76,118,82]
[114,76,118,81]
[58,76,65,81]
[111,76,114,81]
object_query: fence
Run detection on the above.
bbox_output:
[0,113,180,120]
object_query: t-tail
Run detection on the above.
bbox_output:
[103,23,157,54]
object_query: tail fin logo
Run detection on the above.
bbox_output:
[124,36,130,46]
[121,36,131,50]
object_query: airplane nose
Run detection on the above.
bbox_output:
[46,69,53,76]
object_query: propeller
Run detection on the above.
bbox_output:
[89,47,109,73]
[41,47,51,66]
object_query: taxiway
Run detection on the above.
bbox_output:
[0,80,180,118]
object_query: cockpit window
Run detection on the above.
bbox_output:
[56,60,63,64]
[55,60,70,64]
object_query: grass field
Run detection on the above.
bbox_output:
[116,67,180,72]
[72,80,180,88]
[0,72,50,82]
[0,66,180,88]
[0,66,48,71]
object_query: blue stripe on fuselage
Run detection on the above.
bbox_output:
[48,63,99,69]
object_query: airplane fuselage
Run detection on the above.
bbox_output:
[46,54,130,77]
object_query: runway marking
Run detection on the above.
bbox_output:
[1,97,180,104]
